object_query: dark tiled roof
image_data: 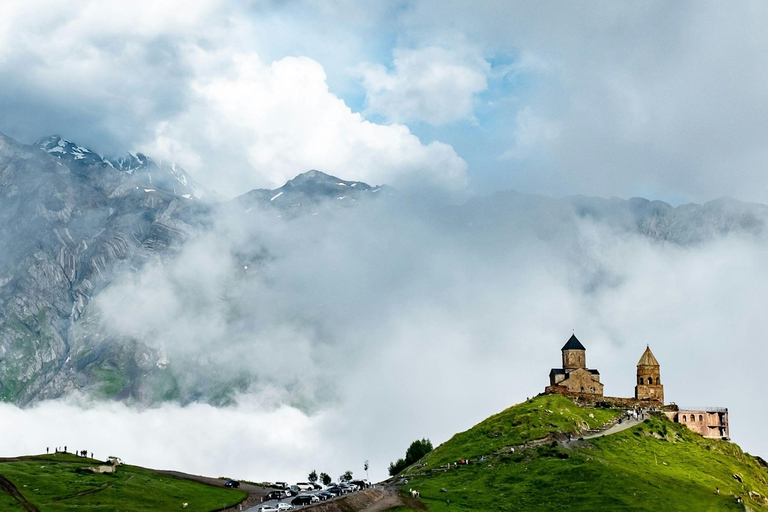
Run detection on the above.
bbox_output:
[549,368,565,376]
[589,369,600,375]
[561,334,586,351]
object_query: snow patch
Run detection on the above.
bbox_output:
[270,192,284,201]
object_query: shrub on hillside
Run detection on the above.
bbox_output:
[388,438,433,476]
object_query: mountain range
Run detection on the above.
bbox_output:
[0,132,766,405]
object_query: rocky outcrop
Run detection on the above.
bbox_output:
[0,133,209,404]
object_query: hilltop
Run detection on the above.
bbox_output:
[391,395,768,511]
[0,453,248,511]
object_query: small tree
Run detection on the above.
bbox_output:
[388,458,407,476]
[320,472,332,486]
[388,437,434,476]
[341,470,353,482]
[308,470,318,483]
[405,438,433,466]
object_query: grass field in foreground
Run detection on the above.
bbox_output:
[0,454,246,512]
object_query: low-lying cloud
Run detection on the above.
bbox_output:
[4,193,758,483]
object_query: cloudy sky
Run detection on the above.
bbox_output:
[1,0,768,486]
[2,0,768,202]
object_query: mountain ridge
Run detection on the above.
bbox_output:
[1,130,768,406]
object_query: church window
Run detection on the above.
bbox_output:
[580,387,584,393]
[647,377,653,385]
[699,415,703,421]
[682,415,687,422]
[656,377,660,385]
[638,377,643,385]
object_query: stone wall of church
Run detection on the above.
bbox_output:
[544,387,662,408]
[562,349,586,369]
[561,369,603,395]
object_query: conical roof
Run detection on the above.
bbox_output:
[637,346,659,366]
[561,334,586,351]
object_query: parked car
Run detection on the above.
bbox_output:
[311,483,323,490]
[289,485,301,495]
[295,482,314,491]
[259,506,279,512]
[325,487,342,496]
[351,480,369,489]
[266,490,290,501]
[317,491,333,501]
[224,480,240,488]
[291,495,315,506]
[275,482,289,489]
[276,503,294,511]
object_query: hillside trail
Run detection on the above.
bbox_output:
[582,415,644,440]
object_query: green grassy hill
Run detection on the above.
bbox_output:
[0,454,246,512]
[397,395,768,511]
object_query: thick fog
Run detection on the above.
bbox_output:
[1,194,765,483]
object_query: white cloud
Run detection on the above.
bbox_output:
[141,50,468,194]
[0,398,344,483]
[358,45,489,125]
[0,0,468,196]
[397,1,768,202]
[500,107,563,160]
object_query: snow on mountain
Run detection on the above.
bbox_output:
[234,169,388,214]
[34,135,208,200]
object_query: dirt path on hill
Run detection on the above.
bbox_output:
[156,470,268,511]
[582,416,643,440]
[0,474,40,512]
[357,487,426,512]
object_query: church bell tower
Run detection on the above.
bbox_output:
[635,345,663,404]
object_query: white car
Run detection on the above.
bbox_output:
[277,503,294,511]
[259,507,279,512]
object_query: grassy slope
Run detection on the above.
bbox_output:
[420,395,620,470]
[0,454,246,512]
[401,397,768,511]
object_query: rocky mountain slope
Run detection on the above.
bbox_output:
[394,394,768,511]
[235,169,387,215]
[1,131,768,405]
[0,133,210,403]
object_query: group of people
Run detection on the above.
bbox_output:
[46,446,93,458]
[618,407,646,424]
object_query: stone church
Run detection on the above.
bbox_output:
[544,334,729,440]
[547,334,604,397]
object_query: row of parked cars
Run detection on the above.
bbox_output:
[259,480,370,511]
